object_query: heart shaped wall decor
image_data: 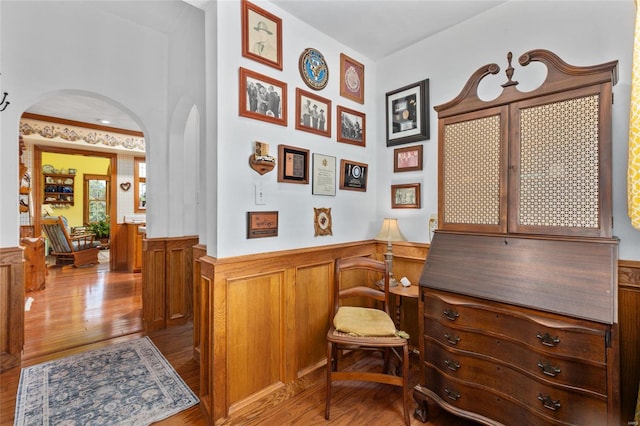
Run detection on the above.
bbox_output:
[120,182,131,191]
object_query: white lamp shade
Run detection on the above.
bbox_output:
[374,218,407,242]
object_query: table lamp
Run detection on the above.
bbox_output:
[374,218,407,286]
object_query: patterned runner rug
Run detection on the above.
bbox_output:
[14,337,198,425]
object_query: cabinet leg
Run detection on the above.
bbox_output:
[413,386,430,423]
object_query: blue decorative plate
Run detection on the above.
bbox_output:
[299,48,328,90]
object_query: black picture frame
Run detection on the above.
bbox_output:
[385,79,430,147]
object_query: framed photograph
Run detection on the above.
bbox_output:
[339,159,368,192]
[241,0,282,70]
[247,211,278,238]
[278,144,309,184]
[337,106,365,147]
[296,88,331,138]
[391,183,421,209]
[340,53,364,104]
[386,79,430,146]
[314,207,333,236]
[239,67,287,127]
[312,153,336,196]
[394,145,423,172]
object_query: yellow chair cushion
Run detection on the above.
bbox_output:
[333,306,396,337]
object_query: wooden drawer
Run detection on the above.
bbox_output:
[423,364,608,426]
[424,330,607,395]
[423,290,608,363]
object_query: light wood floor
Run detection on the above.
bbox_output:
[0,260,476,425]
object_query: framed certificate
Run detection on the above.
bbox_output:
[312,153,336,196]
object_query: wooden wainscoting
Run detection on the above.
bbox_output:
[196,241,377,424]
[192,244,206,363]
[142,235,199,332]
[0,247,24,372]
[619,259,640,424]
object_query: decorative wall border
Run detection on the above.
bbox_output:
[20,114,145,153]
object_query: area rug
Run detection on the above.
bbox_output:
[14,336,199,425]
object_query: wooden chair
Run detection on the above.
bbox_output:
[41,216,100,267]
[325,256,410,425]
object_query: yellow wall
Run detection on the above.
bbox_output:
[42,152,110,228]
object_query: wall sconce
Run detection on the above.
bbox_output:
[374,218,407,286]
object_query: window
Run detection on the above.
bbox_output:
[84,174,110,224]
[134,157,146,212]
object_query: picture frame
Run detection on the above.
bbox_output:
[391,183,421,209]
[337,106,365,147]
[247,211,279,238]
[394,145,423,172]
[295,88,331,138]
[314,207,333,236]
[312,153,336,196]
[385,79,430,146]
[339,159,368,192]
[339,53,364,104]
[241,0,283,70]
[239,67,287,127]
[278,144,309,184]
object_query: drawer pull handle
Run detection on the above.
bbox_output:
[444,359,461,371]
[445,388,461,401]
[443,309,459,321]
[536,332,560,347]
[537,394,561,411]
[444,333,460,345]
[537,361,561,377]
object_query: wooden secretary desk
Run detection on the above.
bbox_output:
[414,50,620,425]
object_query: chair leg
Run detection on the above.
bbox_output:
[402,344,410,426]
[325,340,333,420]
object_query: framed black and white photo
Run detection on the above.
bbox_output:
[337,105,365,147]
[312,153,336,196]
[239,67,287,127]
[385,79,430,146]
[241,0,282,70]
[339,159,367,192]
[296,88,331,137]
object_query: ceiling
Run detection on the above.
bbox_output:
[23,0,507,133]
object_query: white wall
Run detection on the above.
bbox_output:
[375,0,639,260]
[214,0,379,257]
[0,1,205,246]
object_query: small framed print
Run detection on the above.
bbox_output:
[296,88,331,138]
[337,106,365,147]
[386,79,430,146]
[340,53,364,104]
[278,144,309,184]
[391,183,421,209]
[312,153,336,196]
[314,207,333,236]
[394,145,423,172]
[241,0,282,70]
[239,67,287,126]
[247,211,278,238]
[339,159,368,192]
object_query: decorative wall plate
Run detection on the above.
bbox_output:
[299,48,329,90]
[42,164,55,174]
[314,207,332,236]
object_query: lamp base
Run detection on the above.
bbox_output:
[376,277,399,288]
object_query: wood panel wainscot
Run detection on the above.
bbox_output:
[142,235,198,332]
[619,260,640,424]
[196,241,383,424]
[0,247,24,372]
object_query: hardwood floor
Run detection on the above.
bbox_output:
[0,259,476,426]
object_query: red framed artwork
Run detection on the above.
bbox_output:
[296,88,331,138]
[241,0,283,70]
[340,53,364,104]
[337,105,365,147]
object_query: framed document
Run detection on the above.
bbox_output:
[339,159,368,192]
[312,153,336,196]
[278,144,309,184]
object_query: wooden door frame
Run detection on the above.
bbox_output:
[33,145,118,270]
